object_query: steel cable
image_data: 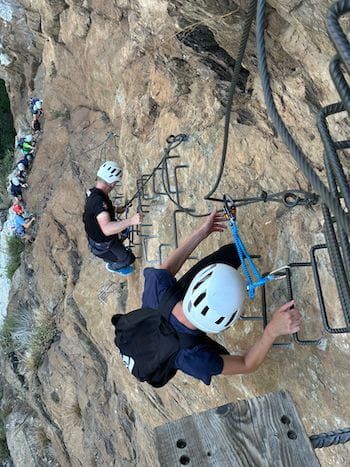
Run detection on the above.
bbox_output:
[80,132,117,157]
[317,102,350,210]
[310,427,350,449]
[205,0,257,200]
[324,153,350,280]
[327,0,350,74]
[329,55,350,113]
[321,202,350,324]
[256,0,350,233]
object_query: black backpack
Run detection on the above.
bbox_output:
[111,285,229,387]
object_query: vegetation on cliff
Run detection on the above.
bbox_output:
[0,388,10,462]
[0,80,15,152]
[0,79,15,206]
[5,236,25,279]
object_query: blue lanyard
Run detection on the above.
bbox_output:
[223,194,277,299]
[229,218,274,299]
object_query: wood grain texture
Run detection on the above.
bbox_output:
[155,391,320,467]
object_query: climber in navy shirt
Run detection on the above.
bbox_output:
[141,209,302,385]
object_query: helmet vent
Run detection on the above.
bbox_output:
[193,272,213,291]
[225,311,237,327]
[201,306,209,316]
[194,292,206,307]
[193,281,203,291]
[215,317,225,325]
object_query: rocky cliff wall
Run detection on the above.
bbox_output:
[0,0,349,465]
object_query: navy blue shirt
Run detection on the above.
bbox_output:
[142,268,224,385]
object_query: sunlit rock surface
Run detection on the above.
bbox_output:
[0,0,349,465]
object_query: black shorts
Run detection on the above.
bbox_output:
[88,237,135,269]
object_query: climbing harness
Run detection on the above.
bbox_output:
[223,194,286,299]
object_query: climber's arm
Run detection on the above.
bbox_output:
[160,209,226,276]
[220,301,301,375]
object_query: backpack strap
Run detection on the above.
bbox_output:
[158,283,184,320]
[176,331,202,349]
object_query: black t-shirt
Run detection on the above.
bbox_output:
[83,187,116,242]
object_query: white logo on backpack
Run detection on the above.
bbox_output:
[121,354,135,373]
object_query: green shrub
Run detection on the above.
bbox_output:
[0,313,18,351]
[0,384,10,462]
[28,316,57,369]
[0,410,10,461]
[0,79,15,153]
[6,236,25,279]
[0,308,57,372]
[0,79,15,206]
[0,149,13,180]
[0,308,34,355]
[0,149,14,206]
[0,418,10,462]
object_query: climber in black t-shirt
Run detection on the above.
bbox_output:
[83,161,143,276]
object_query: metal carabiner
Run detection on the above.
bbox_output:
[223,194,237,221]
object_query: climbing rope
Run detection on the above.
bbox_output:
[224,194,286,299]
[310,427,350,449]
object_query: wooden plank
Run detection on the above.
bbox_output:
[155,391,320,467]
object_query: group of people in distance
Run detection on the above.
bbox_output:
[8,97,43,241]
[83,160,302,387]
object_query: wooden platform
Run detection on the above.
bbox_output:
[155,391,320,467]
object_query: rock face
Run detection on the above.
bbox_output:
[0,0,349,465]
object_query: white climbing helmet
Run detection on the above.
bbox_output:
[183,263,246,333]
[97,161,122,184]
[17,163,25,171]
[11,176,20,186]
